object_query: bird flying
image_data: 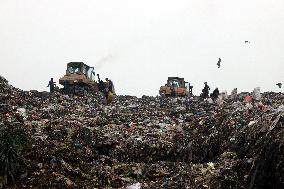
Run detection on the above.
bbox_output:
[217,58,221,68]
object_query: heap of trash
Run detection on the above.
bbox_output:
[1,76,284,189]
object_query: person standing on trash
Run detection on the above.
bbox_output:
[202,82,210,98]
[99,80,105,92]
[47,78,56,93]
[188,83,193,95]
[103,78,114,104]
[211,88,220,100]
[104,78,110,91]
[97,74,105,92]
[106,78,113,93]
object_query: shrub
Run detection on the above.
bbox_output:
[0,124,28,186]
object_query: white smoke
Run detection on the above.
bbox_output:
[95,54,116,70]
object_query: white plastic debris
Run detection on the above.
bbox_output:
[245,103,253,110]
[216,97,224,106]
[252,87,261,100]
[126,182,141,189]
[17,108,27,120]
[248,121,256,126]
[207,162,215,169]
[231,88,238,96]
[220,91,228,100]
[206,98,214,104]
[276,105,284,113]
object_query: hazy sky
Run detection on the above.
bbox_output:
[1,0,284,96]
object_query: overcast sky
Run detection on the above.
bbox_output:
[1,0,284,96]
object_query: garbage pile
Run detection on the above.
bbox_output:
[1,76,284,188]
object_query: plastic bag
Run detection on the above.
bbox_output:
[252,87,261,100]
[126,182,141,189]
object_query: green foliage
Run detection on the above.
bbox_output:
[0,125,28,185]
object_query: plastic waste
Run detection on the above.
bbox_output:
[16,108,27,120]
[252,87,261,100]
[126,182,141,189]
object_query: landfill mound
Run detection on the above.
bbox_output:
[1,76,284,189]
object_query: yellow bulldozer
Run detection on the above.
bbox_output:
[59,62,97,93]
[59,62,115,102]
[159,77,192,97]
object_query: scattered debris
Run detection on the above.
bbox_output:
[1,76,284,188]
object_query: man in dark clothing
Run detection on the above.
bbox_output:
[97,74,105,92]
[99,80,105,92]
[202,82,210,98]
[188,83,193,95]
[106,78,113,93]
[47,78,56,93]
[211,88,220,100]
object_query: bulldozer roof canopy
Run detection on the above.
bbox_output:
[167,77,185,81]
[67,62,94,69]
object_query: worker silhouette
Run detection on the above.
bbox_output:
[202,82,210,98]
[106,78,114,93]
[217,58,221,68]
[97,74,105,92]
[47,78,56,93]
[188,83,193,95]
[211,88,219,100]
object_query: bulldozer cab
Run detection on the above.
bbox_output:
[66,62,96,81]
[167,77,185,88]
[159,77,189,97]
[59,62,98,93]
[185,82,190,91]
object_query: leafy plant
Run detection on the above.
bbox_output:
[0,124,28,186]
